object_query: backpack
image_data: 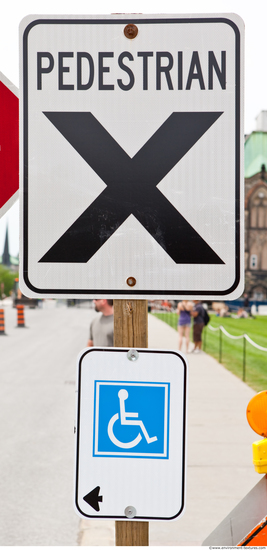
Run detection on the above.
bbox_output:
[203,308,210,326]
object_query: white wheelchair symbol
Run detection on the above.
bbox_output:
[107,389,158,449]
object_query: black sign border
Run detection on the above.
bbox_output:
[75,347,187,521]
[22,16,242,297]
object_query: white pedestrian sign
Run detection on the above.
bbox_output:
[75,348,187,521]
[20,14,244,299]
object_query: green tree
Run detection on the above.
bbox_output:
[0,266,18,299]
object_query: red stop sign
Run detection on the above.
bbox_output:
[0,73,19,218]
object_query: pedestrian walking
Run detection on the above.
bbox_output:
[191,300,205,353]
[177,300,193,353]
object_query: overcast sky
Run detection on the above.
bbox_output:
[0,0,266,257]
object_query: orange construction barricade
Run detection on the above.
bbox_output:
[0,308,6,334]
[16,304,25,327]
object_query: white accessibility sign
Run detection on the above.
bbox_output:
[20,14,244,299]
[74,347,187,521]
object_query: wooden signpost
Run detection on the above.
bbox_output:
[114,299,149,546]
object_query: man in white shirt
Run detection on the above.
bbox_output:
[87,299,114,347]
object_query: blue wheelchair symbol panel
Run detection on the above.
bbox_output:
[93,381,170,458]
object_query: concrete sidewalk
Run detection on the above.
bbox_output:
[80,314,260,546]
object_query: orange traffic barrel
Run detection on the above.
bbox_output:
[0,308,6,335]
[16,304,25,327]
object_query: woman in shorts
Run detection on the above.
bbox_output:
[177,300,193,353]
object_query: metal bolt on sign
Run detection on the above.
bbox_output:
[125,506,137,519]
[126,277,136,287]
[127,349,139,362]
[124,24,138,39]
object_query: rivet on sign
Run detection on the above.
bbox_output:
[127,349,139,362]
[125,506,137,518]
[124,24,138,39]
[126,276,136,287]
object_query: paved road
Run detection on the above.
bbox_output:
[0,301,260,546]
[0,299,93,545]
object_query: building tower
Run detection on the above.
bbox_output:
[1,224,10,267]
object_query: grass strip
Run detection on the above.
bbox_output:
[152,312,267,392]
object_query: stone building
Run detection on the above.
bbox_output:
[245,111,267,300]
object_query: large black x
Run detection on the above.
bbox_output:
[39,111,224,264]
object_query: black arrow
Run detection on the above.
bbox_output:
[83,486,103,512]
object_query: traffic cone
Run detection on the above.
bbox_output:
[0,309,6,335]
[16,304,25,327]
